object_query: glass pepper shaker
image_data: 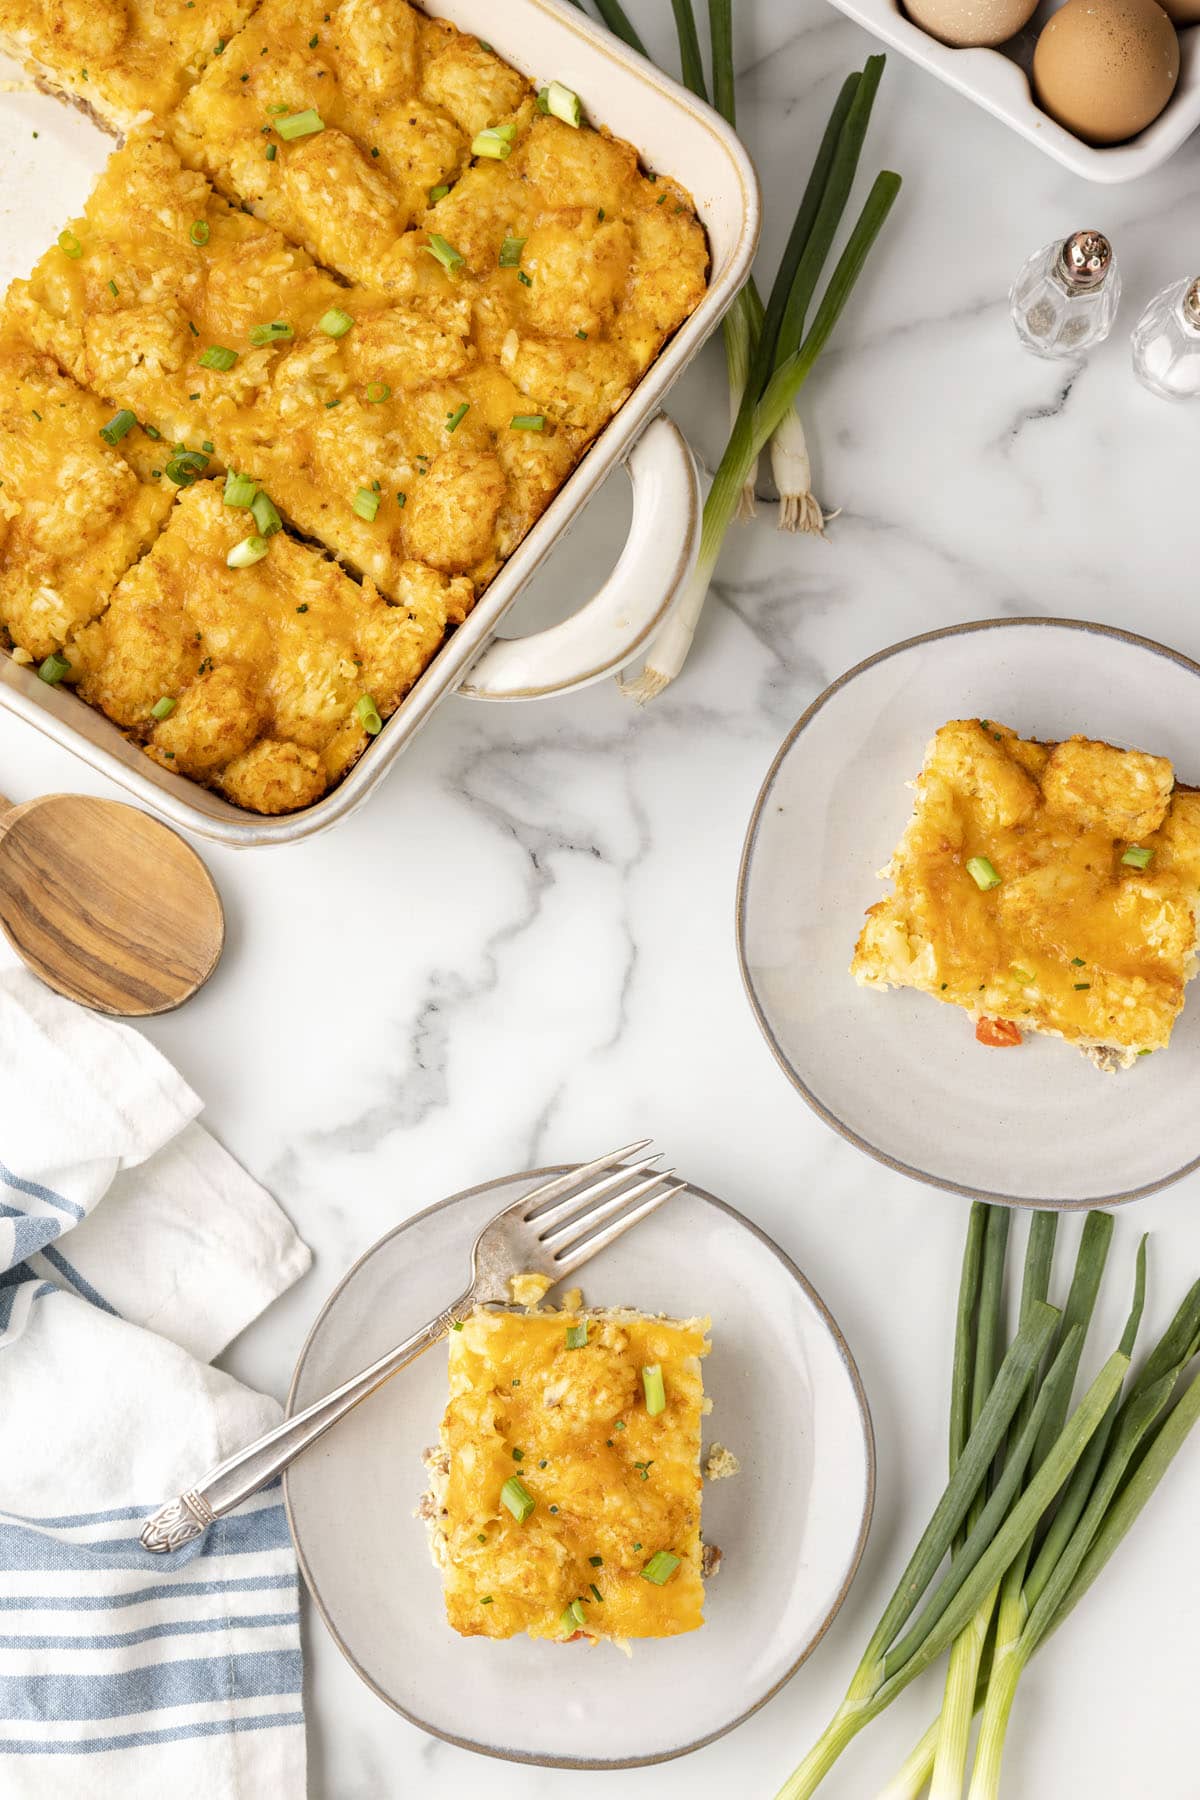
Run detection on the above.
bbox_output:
[1009,230,1121,359]
[1131,277,1200,402]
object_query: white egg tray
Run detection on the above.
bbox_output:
[825,0,1200,182]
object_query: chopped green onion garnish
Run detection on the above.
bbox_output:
[517,270,532,288]
[365,381,391,404]
[641,1364,666,1416]
[355,693,382,735]
[445,402,469,432]
[428,183,450,205]
[251,490,282,537]
[107,278,118,297]
[396,490,406,507]
[509,413,545,431]
[223,469,258,508]
[561,1598,587,1633]
[566,1321,588,1349]
[588,1554,603,1567]
[500,1476,535,1523]
[352,487,379,522]
[576,328,588,340]
[57,229,82,259]
[425,232,464,274]
[1009,966,1034,985]
[99,409,136,446]
[199,344,238,371]
[318,307,354,338]
[1122,845,1154,869]
[1071,956,1086,967]
[589,1582,603,1603]
[480,1595,493,1605]
[640,1551,680,1586]
[277,108,324,140]
[1074,982,1091,991]
[472,121,517,160]
[227,534,269,568]
[37,652,70,685]
[189,220,209,246]
[537,80,582,126]
[150,696,176,720]
[498,235,526,268]
[966,855,1001,891]
[249,320,293,345]
[266,101,289,114]
[265,143,277,161]
[143,424,161,441]
[164,449,210,486]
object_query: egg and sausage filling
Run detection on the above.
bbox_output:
[0,326,173,662]
[64,479,468,814]
[0,0,258,134]
[422,1307,710,1643]
[169,0,528,288]
[852,720,1200,1068]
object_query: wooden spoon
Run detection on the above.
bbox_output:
[0,790,224,1016]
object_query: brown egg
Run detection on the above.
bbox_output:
[1033,0,1180,145]
[1159,0,1200,24]
[904,0,1038,48]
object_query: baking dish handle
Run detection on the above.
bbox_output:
[456,412,700,701]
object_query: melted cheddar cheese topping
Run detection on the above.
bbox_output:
[852,719,1200,1063]
[2,3,707,813]
[67,479,468,814]
[0,0,258,133]
[0,329,173,661]
[432,1307,709,1642]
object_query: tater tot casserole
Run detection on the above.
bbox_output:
[0,2,709,812]
[420,1303,713,1645]
[852,720,1200,1068]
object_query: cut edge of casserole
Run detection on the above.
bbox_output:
[851,719,1200,1071]
[419,1301,723,1647]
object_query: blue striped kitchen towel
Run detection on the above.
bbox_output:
[0,967,311,1797]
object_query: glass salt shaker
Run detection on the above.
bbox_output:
[1009,230,1121,359]
[1131,277,1200,402]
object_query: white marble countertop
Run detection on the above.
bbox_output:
[4,2,1200,1794]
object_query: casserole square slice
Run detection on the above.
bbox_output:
[428,104,710,438]
[63,479,469,814]
[169,0,529,288]
[0,324,173,662]
[421,1305,710,1644]
[851,718,1200,1068]
[6,126,348,459]
[0,0,259,134]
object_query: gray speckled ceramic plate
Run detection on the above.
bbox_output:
[738,617,1200,1209]
[283,1168,873,1768]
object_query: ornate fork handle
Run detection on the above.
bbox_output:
[140,1291,473,1553]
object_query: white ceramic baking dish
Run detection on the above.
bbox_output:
[0,0,759,846]
[826,0,1200,182]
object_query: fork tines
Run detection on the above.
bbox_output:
[515,1143,684,1273]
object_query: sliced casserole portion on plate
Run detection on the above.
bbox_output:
[853,718,1200,1068]
[421,1305,711,1644]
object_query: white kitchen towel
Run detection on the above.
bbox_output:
[0,968,311,1797]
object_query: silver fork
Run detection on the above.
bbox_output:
[140,1142,683,1553]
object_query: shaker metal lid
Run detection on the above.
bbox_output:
[1058,230,1112,289]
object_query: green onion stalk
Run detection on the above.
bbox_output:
[621,54,898,700]
[791,1208,1200,1800]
